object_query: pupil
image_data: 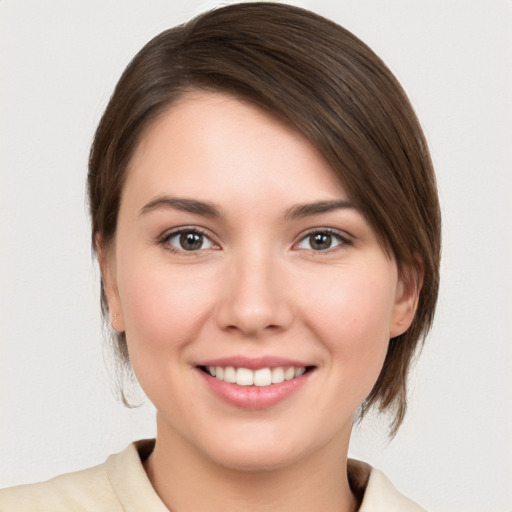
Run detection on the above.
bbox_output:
[311,233,331,250]
[180,232,202,251]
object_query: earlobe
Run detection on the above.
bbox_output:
[390,261,423,338]
[96,235,125,332]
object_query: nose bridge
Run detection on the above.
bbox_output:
[216,241,292,336]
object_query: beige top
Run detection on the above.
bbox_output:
[0,439,426,511]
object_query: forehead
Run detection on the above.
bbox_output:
[123,91,347,210]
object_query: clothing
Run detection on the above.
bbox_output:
[0,439,426,511]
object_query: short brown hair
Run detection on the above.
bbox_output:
[88,2,441,435]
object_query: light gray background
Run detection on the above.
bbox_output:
[1,1,511,511]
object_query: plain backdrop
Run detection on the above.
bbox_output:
[1,1,511,511]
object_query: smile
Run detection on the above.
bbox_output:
[202,366,308,387]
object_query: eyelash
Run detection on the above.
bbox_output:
[294,228,352,253]
[158,227,219,254]
[158,227,352,254]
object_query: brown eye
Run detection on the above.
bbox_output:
[296,230,347,251]
[180,232,204,251]
[309,233,333,250]
[165,229,215,252]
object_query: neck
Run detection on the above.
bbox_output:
[144,417,359,512]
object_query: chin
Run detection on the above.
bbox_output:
[197,426,336,473]
[211,444,304,473]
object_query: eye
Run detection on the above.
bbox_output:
[163,228,216,252]
[296,229,348,251]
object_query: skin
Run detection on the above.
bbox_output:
[100,92,419,512]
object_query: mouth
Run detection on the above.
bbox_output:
[197,365,315,387]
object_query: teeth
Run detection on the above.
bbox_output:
[284,367,295,380]
[206,365,307,387]
[295,367,305,377]
[271,367,285,384]
[236,368,253,386]
[224,366,236,383]
[254,368,272,387]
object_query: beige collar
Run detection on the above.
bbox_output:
[106,440,425,512]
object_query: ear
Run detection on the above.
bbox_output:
[389,259,423,338]
[96,235,125,332]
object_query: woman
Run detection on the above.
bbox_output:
[0,2,440,510]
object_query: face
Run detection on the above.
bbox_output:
[102,92,417,471]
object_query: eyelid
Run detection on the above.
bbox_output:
[158,226,220,253]
[293,227,353,251]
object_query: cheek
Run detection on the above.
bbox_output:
[299,264,396,371]
[116,256,216,354]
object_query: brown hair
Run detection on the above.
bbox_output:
[88,1,441,435]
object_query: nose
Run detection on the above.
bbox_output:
[215,249,294,337]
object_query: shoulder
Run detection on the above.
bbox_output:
[0,440,166,512]
[0,459,119,512]
[348,459,428,512]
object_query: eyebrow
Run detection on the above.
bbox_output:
[139,196,221,217]
[284,199,355,220]
[139,196,354,220]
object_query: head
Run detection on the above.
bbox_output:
[88,2,440,436]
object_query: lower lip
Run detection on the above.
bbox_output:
[197,369,312,409]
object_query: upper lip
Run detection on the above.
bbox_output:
[196,356,313,370]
